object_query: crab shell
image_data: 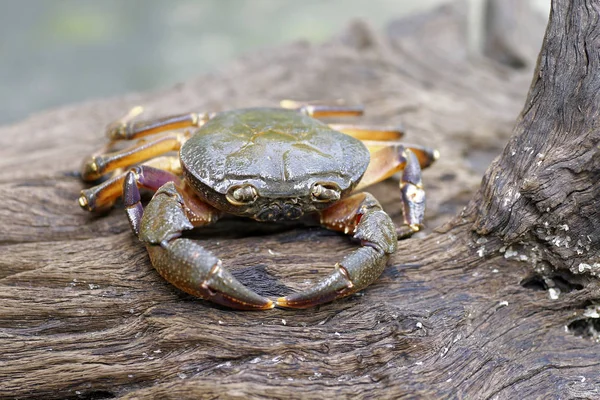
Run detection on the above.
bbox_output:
[180,108,371,221]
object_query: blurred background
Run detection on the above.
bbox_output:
[0,0,549,125]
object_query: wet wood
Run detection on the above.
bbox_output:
[2,0,600,398]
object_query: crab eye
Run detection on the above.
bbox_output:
[311,182,341,202]
[226,184,258,205]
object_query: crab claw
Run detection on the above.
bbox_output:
[276,193,397,309]
[147,239,274,310]
[275,266,353,308]
[127,180,273,310]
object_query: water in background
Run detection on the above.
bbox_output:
[0,0,548,125]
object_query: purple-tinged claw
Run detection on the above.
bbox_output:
[147,239,274,310]
[278,193,396,309]
[138,183,274,310]
[276,265,353,309]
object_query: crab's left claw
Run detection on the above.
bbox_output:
[276,193,397,309]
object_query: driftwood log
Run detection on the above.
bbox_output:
[2,0,600,398]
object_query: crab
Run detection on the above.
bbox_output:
[78,100,438,310]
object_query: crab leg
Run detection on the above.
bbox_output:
[106,106,212,141]
[124,179,273,310]
[79,156,181,212]
[280,100,364,118]
[282,100,407,139]
[122,166,184,236]
[354,142,433,238]
[328,124,405,141]
[81,132,188,181]
[396,148,427,238]
[354,142,438,191]
[276,192,397,309]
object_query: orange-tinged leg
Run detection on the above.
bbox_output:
[281,100,406,140]
[79,156,181,212]
[355,141,438,238]
[280,99,364,118]
[364,140,439,167]
[276,192,397,309]
[81,132,188,182]
[106,106,212,141]
[355,141,438,191]
[328,124,405,141]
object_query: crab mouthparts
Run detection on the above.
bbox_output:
[255,200,303,222]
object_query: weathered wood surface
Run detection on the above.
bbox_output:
[2,1,600,398]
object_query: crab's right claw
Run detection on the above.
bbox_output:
[276,192,397,309]
[147,239,274,310]
[129,180,273,310]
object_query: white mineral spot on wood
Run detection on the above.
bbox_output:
[548,288,560,300]
[583,306,600,319]
[579,263,591,272]
[477,247,485,257]
[504,247,518,258]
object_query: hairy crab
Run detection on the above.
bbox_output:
[79,101,437,310]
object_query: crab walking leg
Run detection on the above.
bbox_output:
[280,100,364,118]
[364,141,439,170]
[126,181,273,310]
[355,143,429,237]
[327,124,405,141]
[276,192,397,309]
[106,106,212,141]
[122,166,184,236]
[397,148,427,238]
[78,156,182,212]
[353,142,438,192]
[81,132,188,181]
